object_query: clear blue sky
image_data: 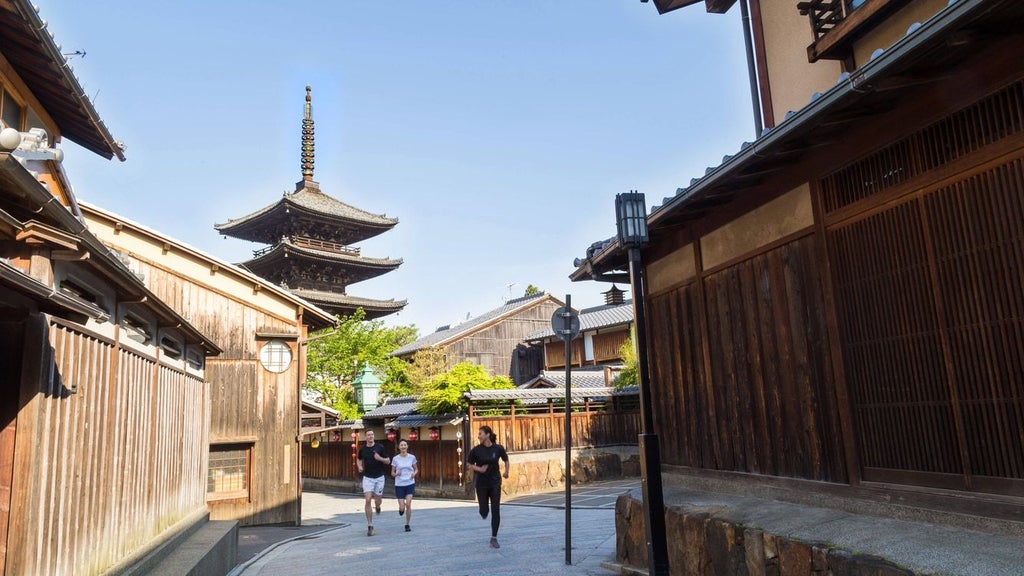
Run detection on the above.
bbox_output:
[45,1,754,335]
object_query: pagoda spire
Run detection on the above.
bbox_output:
[301,85,315,181]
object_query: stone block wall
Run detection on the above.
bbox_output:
[502,447,640,497]
[616,493,917,576]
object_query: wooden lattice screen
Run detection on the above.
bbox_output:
[824,85,1024,495]
[821,79,1024,213]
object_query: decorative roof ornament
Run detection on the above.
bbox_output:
[301,85,315,181]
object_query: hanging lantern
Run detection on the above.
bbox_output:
[331,432,340,442]
[407,428,419,441]
[386,428,397,442]
[310,437,321,449]
[351,431,359,441]
[429,427,440,441]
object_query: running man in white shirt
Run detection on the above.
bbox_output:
[390,439,418,532]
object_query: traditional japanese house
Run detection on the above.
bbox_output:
[216,87,406,319]
[81,202,336,526]
[524,287,633,371]
[392,292,564,384]
[0,2,232,572]
[576,0,1024,532]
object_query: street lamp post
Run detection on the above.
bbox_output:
[615,191,670,576]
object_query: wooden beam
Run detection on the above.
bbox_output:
[806,0,913,62]
[705,0,738,14]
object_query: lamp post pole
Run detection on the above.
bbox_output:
[617,191,669,576]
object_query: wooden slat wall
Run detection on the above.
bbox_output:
[447,300,562,378]
[302,440,463,484]
[594,330,629,363]
[648,236,846,482]
[6,318,207,576]
[129,257,302,526]
[472,411,641,452]
[828,156,1024,493]
[648,283,712,470]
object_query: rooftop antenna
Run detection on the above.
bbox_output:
[504,282,517,302]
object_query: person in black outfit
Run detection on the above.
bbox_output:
[466,425,510,548]
[356,430,390,536]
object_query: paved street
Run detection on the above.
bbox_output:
[231,483,635,576]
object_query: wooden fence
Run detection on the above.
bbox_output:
[471,406,641,453]
[302,440,463,485]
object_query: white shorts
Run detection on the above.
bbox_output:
[362,475,385,496]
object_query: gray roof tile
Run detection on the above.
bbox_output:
[525,301,632,341]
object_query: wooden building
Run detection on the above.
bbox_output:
[575,0,1024,520]
[392,292,564,384]
[0,1,227,572]
[525,292,632,371]
[81,203,336,527]
[216,87,406,319]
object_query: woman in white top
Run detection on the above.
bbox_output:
[390,439,418,532]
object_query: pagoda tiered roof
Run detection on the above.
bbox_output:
[240,236,402,286]
[291,289,407,320]
[217,85,406,320]
[214,181,398,246]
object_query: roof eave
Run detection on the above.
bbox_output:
[5,0,124,160]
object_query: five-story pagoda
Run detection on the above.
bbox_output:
[216,86,406,319]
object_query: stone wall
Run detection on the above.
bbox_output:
[616,493,916,576]
[502,447,640,497]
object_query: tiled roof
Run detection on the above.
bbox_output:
[291,289,407,311]
[572,0,991,280]
[521,369,615,389]
[0,1,124,159]
[362,396,419,419]
[464,386,638,402]
[216,185,397,233]
[392,413,465,428]
[525,301,632,341]
[79,202,337,329]
[392,292,561,356]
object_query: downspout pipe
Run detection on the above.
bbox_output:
[739,0,763,137]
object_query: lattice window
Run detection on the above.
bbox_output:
[208,443,251,499]
[822,80,1024,213]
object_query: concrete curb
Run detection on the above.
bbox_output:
[227,525,349,576]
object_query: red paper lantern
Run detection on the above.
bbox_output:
[351,431,358,441]
[407,428,418,441]
[386,428,397,442]
[429,427,440,441]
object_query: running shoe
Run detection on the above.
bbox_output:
[367,526,375,536]
[405,525,411,532]
[489,537,500,549]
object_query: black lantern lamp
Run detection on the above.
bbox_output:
[615,191,650,249]
[615,190,669,576]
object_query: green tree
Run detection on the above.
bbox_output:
[523,284,542,297]
[613,332,638,389]
[305,308,418,414]
[404,346,449,395]
[417,362,515,415]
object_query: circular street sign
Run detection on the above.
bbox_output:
[551,307,581,341]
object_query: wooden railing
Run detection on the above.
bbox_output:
[797,0,849,41]
[797,0,911,62]
[252,236,360,258]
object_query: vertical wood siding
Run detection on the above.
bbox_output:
[472,411,641,452]
[6,317,207,575]
[648,236,846,482]
[828,156,1024,494]
[123,257,303,526]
